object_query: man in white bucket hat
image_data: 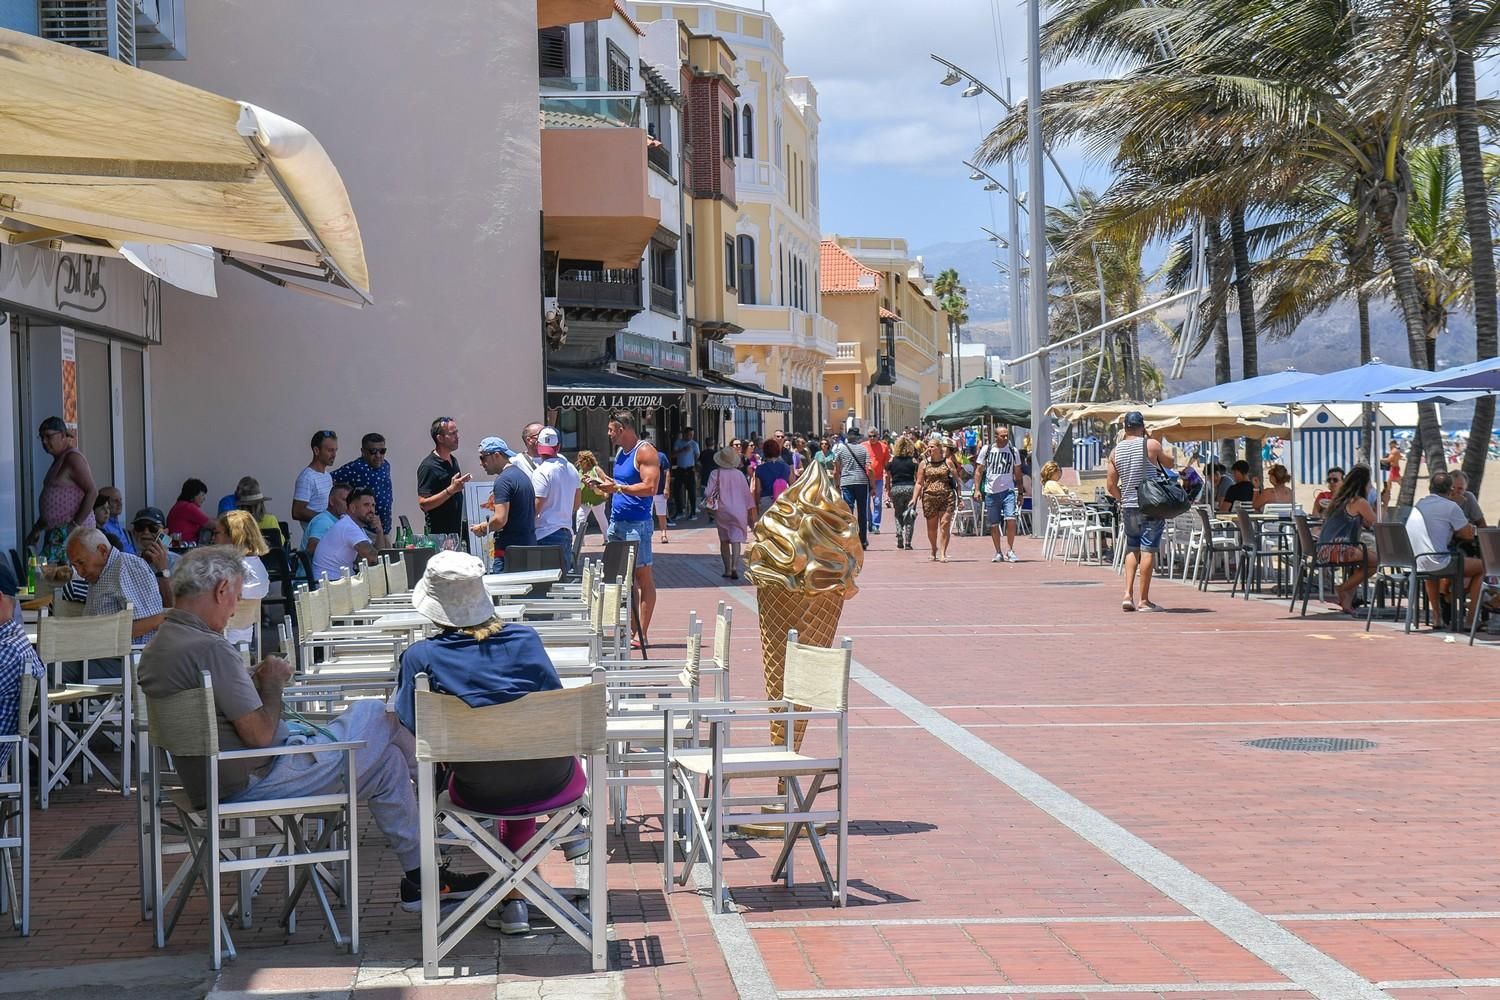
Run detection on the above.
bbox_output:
[392,550,585,934]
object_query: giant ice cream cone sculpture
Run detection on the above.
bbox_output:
[746,459,863,749]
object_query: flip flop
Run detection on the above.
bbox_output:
[1121,600,1136,612]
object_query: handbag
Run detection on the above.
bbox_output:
[1137,458,1191,519]
[702,473,722,512]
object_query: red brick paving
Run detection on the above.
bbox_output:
[5,523,1500,997]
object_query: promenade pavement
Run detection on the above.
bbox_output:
[4,517,1500,1000]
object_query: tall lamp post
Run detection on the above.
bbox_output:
[1025,0,1052,537]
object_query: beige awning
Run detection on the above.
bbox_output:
[0,28,370,305]
[1052,400,1293,436]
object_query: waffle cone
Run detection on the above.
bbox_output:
[758,586,846,750]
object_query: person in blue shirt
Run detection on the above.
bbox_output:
[333,432,395,536]
[392,550,584,936]
[0,562,46,767]
[472,436,536,573]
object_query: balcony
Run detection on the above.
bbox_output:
[537,0,613,29]
[557,268,643,315]
[827,341,864,376]
[650,283,677,314]
[542,122,662,268]
[647,141,673,176]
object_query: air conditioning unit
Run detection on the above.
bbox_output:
[40,0,136,64]
[543,297,568,349]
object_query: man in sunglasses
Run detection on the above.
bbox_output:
[334,432,394,536]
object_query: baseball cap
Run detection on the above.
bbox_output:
[132,506,167,528]
[478,436,516,458]
[536,426,561,457]
[0,561,18,598]
[1123,411,1146,429]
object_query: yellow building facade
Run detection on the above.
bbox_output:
[821,237,944,433]
[632,1,834,435]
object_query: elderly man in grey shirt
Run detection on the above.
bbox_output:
[136,546,486,912]
[1451,470,1487,527]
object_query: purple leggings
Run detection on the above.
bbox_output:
[447,758,588,853]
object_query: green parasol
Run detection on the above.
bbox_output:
[922,377,1032,429]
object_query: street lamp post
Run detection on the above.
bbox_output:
[1026,0,1052,538]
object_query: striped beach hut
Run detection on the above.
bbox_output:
[1292,404,1420,484]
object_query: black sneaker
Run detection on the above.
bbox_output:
[399,865,490,912]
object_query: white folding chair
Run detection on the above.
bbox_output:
[602,614,704,832]
[31,608,135,808]
[663,632,852,914]
[414,670,608,975]
[145,674,363,970]
[0,731,28,936]
[225,598,262,664]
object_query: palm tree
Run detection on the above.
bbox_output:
[1047,188,1166,401]
[932,268,968,388]
[978,0,1500,506]
[1452,0,1499,490]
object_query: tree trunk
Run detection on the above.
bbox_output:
[1454,0,1498,491]
[1215,310,1236,465]
[1357,289,1375,467]
[1230,205,1262,477]
[1374,189,1447,508]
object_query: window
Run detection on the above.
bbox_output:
[537,26,568,79]
[774,120,783,166]
[721,109,735,161]
[725,236,736,290]
[606,40,630,92]
[649,240,678,315]
[684,226,695,285]
[737,235,757,304]
[779,246,786,304]
[741,105,754,159]
[646,101,672,176]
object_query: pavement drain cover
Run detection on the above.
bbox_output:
[1041,580,1102,587]
[58,822,119,860]
[1245,737,1377,753]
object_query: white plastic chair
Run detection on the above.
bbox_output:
[0,731,28,936]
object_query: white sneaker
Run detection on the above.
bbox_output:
[485,898,530,935]
[1005,551,1020,563]
[992,552,1005,563]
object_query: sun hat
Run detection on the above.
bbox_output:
[537,426,561,457]
[713,446,742,469]
[478,436,516,458]
[412,550,495,629]
[234,476,271,504]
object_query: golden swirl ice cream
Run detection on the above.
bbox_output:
[745,459,863,597]
[746,459,862,749]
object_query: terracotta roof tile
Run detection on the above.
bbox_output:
[820,239,882,294]
[879,307,900,321]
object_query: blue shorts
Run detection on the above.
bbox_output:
[1122,509,1164,553]
[984,489,1018,524]
[606,518,654,567]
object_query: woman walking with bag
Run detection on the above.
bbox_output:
[705,445,755,578]
[886,437,920,549]
[915,436,962,561]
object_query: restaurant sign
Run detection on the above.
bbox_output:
[548,390,671,410]
[0,244,161,343]
[705,339,736,375]
[615,331,691,373]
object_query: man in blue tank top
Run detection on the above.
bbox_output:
[597,409,660,648]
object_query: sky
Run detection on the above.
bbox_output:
[764,0,1114,256]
